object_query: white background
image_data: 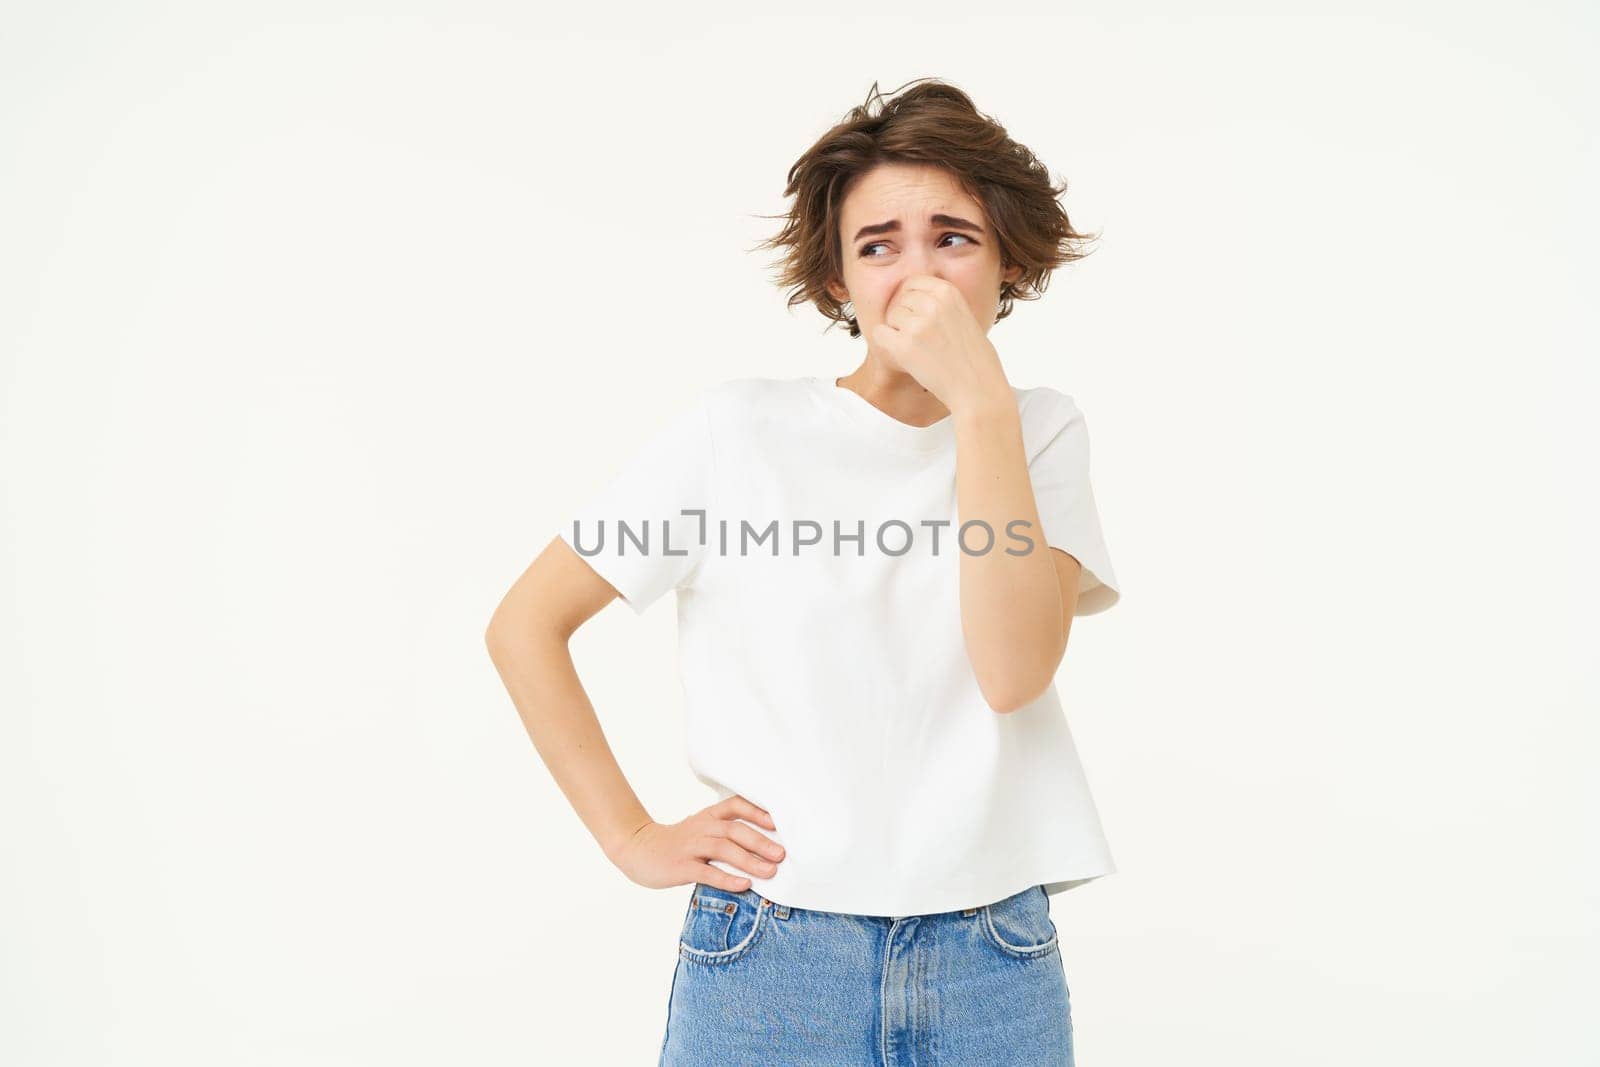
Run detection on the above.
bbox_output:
[4,3,1595,1064]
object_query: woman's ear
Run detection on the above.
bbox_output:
[825,278,850,304]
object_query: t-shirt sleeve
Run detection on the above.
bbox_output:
[1028,393,1122,616]
[556,388,715,616]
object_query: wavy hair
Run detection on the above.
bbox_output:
[751,77,1099,338]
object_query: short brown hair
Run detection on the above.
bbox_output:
[752,78,1099,338]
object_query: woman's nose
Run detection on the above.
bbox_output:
[897,250,940,282]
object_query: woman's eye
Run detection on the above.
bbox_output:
[860,233,975,257]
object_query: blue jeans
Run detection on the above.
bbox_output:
[659,881,1074,1066]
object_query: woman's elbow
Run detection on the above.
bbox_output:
[486,599,574,660]
[977,669,1054,715]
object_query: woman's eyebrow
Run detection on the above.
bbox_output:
[851,214,986,242]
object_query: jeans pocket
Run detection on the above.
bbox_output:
[978,884,1060,960]
[677,883,772,965]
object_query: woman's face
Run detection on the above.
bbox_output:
[826,162,1022,355]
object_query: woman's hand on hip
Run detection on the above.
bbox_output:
[609,794,786,893]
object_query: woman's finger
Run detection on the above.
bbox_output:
[719,794,776,830]
[725,819,786,863]
[691,863,751,893]
[707,837,780,880]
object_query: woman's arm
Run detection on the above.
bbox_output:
[856,276,1081,715]
[484,536,786,889]
[485,536,655,861]
[951,397,1078,714]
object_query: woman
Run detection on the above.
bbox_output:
[486,78,1121,1066]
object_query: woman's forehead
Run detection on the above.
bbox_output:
[841,166,982,229]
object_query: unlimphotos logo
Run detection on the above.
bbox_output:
[569,510,1044,558]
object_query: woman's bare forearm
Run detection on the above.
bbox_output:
[485,622,653,861]
[952,398,1067,713]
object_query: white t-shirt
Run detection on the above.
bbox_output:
[557,374,1122,917]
